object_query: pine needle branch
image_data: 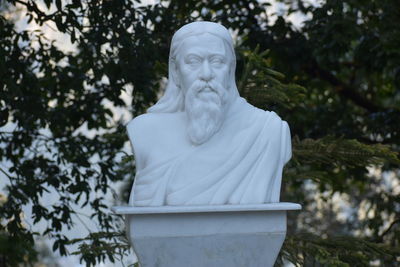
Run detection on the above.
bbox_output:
[292,136,400,167]
[278,232,400,266]
[237,46,306,109]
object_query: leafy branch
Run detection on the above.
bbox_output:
[279,232,400,266]
[292,136,400,167]
[237,46,306,109]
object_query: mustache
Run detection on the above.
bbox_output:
[189,80,225,99]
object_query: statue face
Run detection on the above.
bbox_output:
[174,33,231,100]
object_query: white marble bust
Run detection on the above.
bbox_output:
[127,21,292,206]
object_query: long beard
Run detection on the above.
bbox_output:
[185,80,227,145]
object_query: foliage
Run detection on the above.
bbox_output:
[281,233,400,266]
[69,231,130,265]
[0,193,38,266]
[0,0,399,266]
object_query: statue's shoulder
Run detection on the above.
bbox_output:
[127,112,176,132]
[249,104,290,135]
[126,112,183,142]
[127,113,158,133]
[249,104,284,123]
[256,108,292,164]
[264,110,290,131]
[126,113,163,147]
[126,112,186,170]
[266,110,284,123]
[236,99,287,129]
[126,113,177,170]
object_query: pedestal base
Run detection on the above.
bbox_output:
[112,203,301,267]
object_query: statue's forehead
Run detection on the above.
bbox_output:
[178,33,227,56]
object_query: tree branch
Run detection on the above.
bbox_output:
[378,218,400,241]
[0,167,12,179]
[306,60,381,113]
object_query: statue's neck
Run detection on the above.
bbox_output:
[224,95,243,118]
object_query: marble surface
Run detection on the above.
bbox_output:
[112,202,301,214]
[126,21,292,206]
[114,204,300,267]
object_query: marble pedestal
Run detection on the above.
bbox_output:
[112,202,301,267]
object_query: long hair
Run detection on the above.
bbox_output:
[147,21,239,113]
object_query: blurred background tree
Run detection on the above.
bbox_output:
[0,0,399,266]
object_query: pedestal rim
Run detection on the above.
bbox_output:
[112,202,301,215]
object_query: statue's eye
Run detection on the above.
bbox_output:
[210,56,225,66]
[185,56,201,66]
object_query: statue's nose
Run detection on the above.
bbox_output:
[199,61,214,82]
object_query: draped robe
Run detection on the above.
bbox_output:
[128,97,291,206]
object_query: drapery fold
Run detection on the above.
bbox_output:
[129,98,291,206]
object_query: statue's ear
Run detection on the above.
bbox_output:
[229,62,236,88]
[228,60,240,97]
[170,59,180,88]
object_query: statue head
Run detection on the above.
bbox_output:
[148,21,239,145]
